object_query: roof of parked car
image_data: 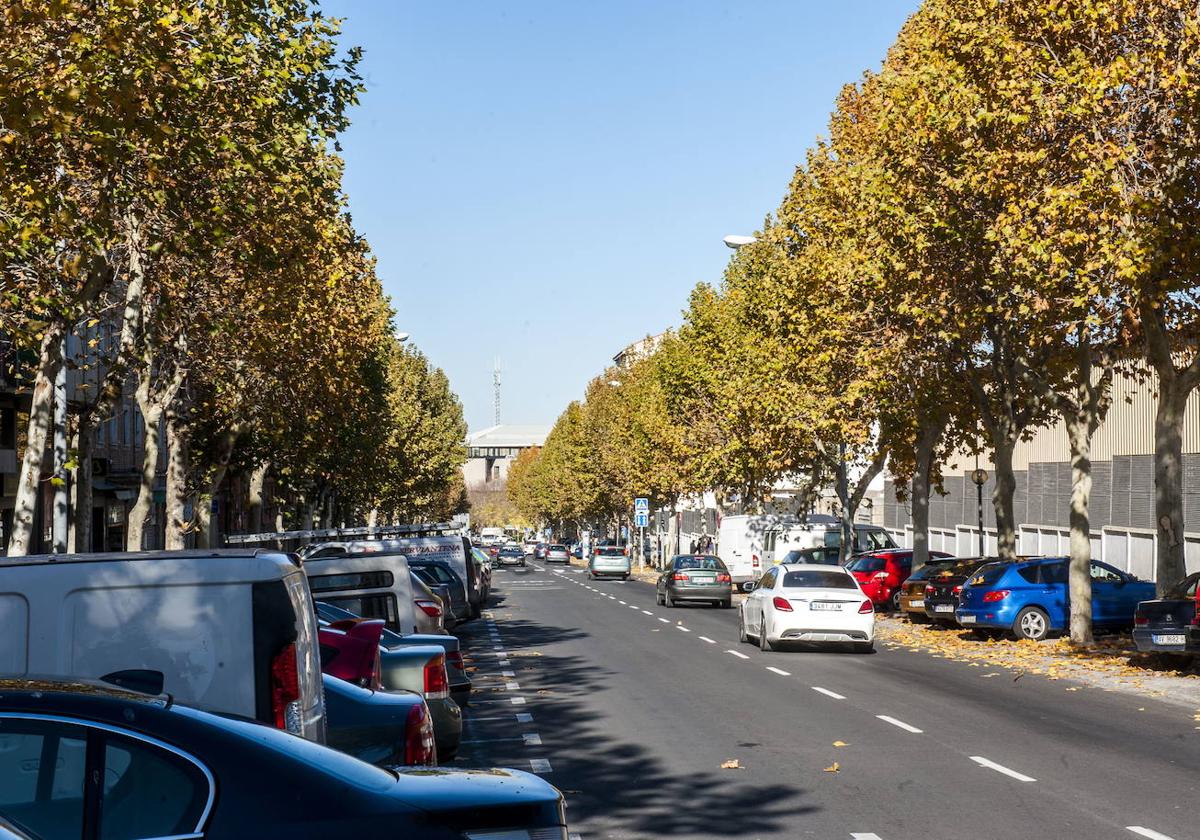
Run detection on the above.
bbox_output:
[0,548,287,568]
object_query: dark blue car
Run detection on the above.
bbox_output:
[956,556,1155,640]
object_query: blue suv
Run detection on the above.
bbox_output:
[956,556,1155,640]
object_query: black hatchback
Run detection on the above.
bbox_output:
[922,558,995,625]
[657,554,734,608]
[0,679,568,840]
[1134,572,1200,653]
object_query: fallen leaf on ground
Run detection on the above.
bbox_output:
[720,759,742,770]
[824,762,840,773]
[832,741,849,747]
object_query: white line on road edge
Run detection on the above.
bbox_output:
[725,650,751,659]
[676,625,691,632]
[876,715,923,734]
[698,636,717,644]
[766,666,791,676]
[530,758,553,773]
[516,712,533,723]
[658,617,670,623]
[502,670,516,677]
[812,686,846,700]
[628,605,639,610]
[642,610,654,615]
[510,697,527,706]
[1127,829,1178,840]
[618,600,627,605]
[970,756,1036,782]
[851,834,885,839]
[523,733,543,746]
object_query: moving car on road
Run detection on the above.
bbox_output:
[958,556,1154,641]
[656,554,733,608]
[1134,572,1200,653]
[897,555,961,621]
[740,565,875,652]
[0,679,568,840]
[848,549,954,611]
[545,544,571,564]
[588,545,631,580]
[498,545,526,567]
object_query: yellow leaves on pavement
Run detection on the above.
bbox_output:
[823,762,840,774]
[832,740,849,747]
[720,759,742,770]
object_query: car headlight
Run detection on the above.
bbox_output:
[464,829,567,840]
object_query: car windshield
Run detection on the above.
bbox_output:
[672,555,726,571]
[500,548,522,557]
[846,555,886,573]
[782,569,857,589]
[596,547,625,556]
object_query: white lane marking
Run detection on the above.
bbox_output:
[812,686,846,700]
[766,666,791,676]
[530,758,553,773]
[569,834,582,840]
[523,733,543,746]
[498,659,510,667]
[698,636,717,644]
[970,756,1036,782]
[876,715,923,734]
[510,697,527,706]
[628,605,639,610]
[851,834,885,840]
[1127,828,1179,840]
[676,625,691,632]
[607,595,617,600]
[642,610,654,615]
[657,617,670,623]
[618,600,627,605]
[493,646,506,652]
[502,670,516,677]
[725,649,751,659]
[516,712,533,723]
[505,681,521,691]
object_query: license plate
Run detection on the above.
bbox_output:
[811,602,841,611]
[960,614,976,624]
[934,605,954,613]
[689,576,714,585]
[1154,634,1186,645]
[910,599,924,608]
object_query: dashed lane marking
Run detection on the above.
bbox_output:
[725,650,751,660]
[876,715,923,734]
[766,666,790,676]
[618,600,627,605]
[969,756,1036,782]
[505,681,521,691]
[657,617,670,623]
[676,625,691,632]
[1127,828,1178,840]
[812,687,846,700]
[530,758,553,774]
[510,697,527,706]
[523,733,543,746]
[642,610,654,615]
[516,712,533,723]
[628,605,639,610]
[698,636,716,644]
[502,670,515,677]
[851,834,885,839]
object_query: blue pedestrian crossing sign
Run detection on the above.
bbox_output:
[634,497,649,512]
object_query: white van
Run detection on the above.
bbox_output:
[772,515,898,560]
[0,549,325,743]
[302,551,420,634]
[364,536,484,620]
[716,514,798,588]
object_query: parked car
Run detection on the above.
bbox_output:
[409,570,449,634]
[847,549,954,611]
[897,556,962,621]
[545,544,571,564]
[656,554,733,608]
[588,545,631,581]
[922,558,997,625]
[959,556,1155,641]
[411,560,471,623]
[323,673,437,766]
[0,679,569,839]
[304,550,422,634]
[1134,572,1200,653]
[320,618,385,688]
[498,545,526,567]
[0,548,325,743]
[740,564,875,652]
[316,601,472,707]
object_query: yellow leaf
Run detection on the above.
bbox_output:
[823,762,840,773]
[832,740,849,747]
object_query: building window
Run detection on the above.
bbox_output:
[492,466,501,482]
[0,407,14,449]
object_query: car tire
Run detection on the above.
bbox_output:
[665,591,675,608]
[722,599,733,609]
[656,591,664,606]
[1014,606,1051,641]
[759,620,773,652]
[890,590,902,612]
[738,610,749,643]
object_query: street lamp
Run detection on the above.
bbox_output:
[395,331,410,343]
[607,380,621,388]
[723,234,758,250]
[970,465,989,558]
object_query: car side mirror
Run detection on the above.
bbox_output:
[743,582,756,592]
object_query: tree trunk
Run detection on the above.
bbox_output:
[164,399,191,550]
[248,462,269,534]
[1153,375,1188,594]
[989,430,1018,561]
[1066,415,1095,645]
[126,405,163,551]
[911,422,940,570]
[9,323,65,556]
[73,416,95,552]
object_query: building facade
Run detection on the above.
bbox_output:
[462,425,550,489]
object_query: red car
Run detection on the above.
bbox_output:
[319,618,386,688]
[847,549,953,611]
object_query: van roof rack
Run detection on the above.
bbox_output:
[225,522,461,546]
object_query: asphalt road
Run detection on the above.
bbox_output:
[453,561,1199,840]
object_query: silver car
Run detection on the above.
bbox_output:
[544,544,571,564]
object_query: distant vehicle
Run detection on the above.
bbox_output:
[534,542,548,560]
[1134,572,1200,654]
[777,547,842,566]
[409,570,448,634]
[922,558,998,626]
[523,539,539,556]
[959,557,1154,641]
[571,543,584,559]
[0,679,569,839]
[545,544,571,564]
[410,560,471,623]
[479,526,505,545]
[303,550,421,634]
[897,556,961,621]
[847,549,954,611]
[588,546,631,581]
[0,549,325,743]
[740,565,875,652]
[498,546,526,567]
[656,554,733,608]
[323,673,436,767]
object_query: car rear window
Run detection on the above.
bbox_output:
[907,559,957,581]
[781,548,842,565]
[308,570,394,592]
[673,555,727,571]
[782,569,857,589]
[596,547,625,556]
[847,556,886,573]
[968,563,1008,586]
[550,545,567,551]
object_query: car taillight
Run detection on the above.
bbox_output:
[925,584,934,596]
[983,589,1009,603]
[772,596,793,612]
[1134,613,1148,626]
[952,585,962,595]
[403,702,437,766]
[673,573,689,581]
[858,600,874,614]
[270,642,301,733]
[415,599,442,618]
[717,572,731,583]
[446,650,465,674]
[424,654,450,699]
[752,554,760,568]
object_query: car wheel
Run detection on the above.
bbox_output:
[890,590,902,612]
[759,619,773,652]
[656,591,664,606]
[665,591,675,608]
[738,610,749,643]
[723,599,733,609]
[1014,606,1051,641]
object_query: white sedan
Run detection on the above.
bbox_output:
[739,564,875,653]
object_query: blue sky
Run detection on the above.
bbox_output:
[323,1,921,432]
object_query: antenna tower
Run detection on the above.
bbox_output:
[493,358,501,426]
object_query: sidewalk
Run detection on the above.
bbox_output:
[877,614,1200,713]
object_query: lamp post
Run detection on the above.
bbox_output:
[970,464,989,558]
[723,234,758,250]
